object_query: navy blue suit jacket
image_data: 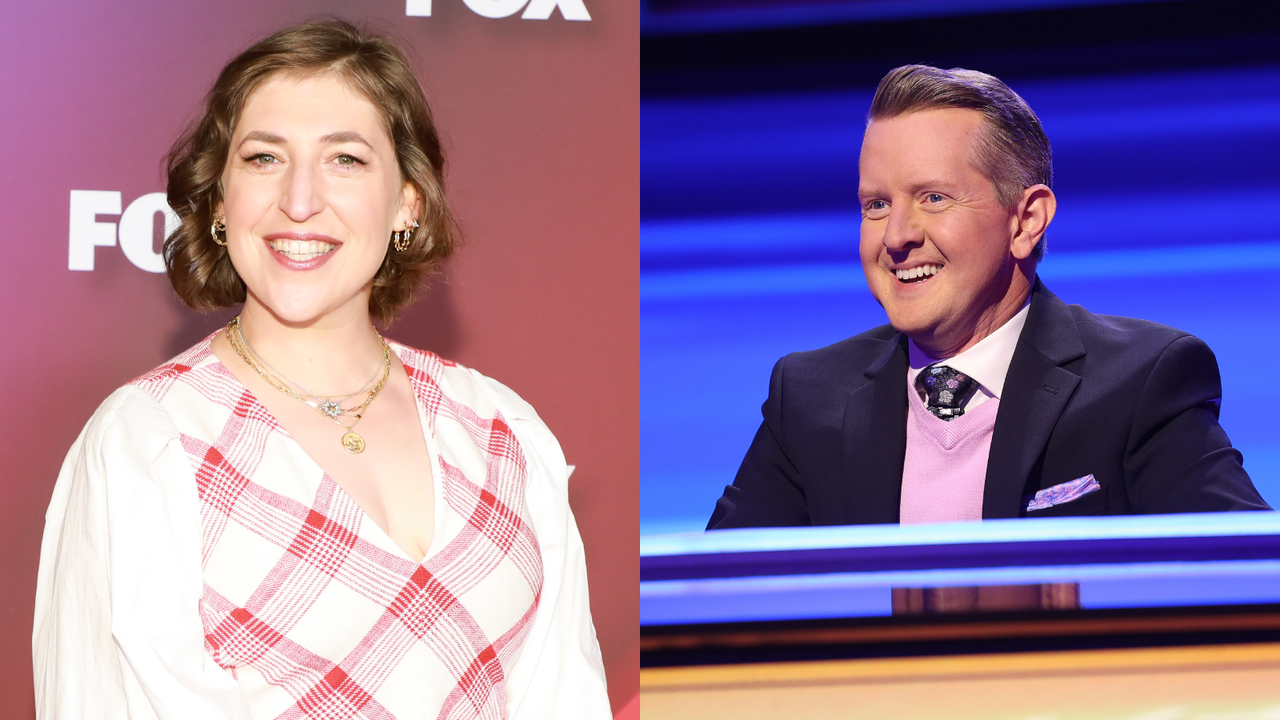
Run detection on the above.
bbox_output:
[708,280,1270,529]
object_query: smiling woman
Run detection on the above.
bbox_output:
[164,21,454,323]
[32,19,610,720]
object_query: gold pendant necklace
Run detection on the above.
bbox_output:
[341,432,367,454]
[227,316,391,454]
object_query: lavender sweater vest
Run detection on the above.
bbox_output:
[899,387,1000,524]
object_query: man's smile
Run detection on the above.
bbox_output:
[893,263,943,284]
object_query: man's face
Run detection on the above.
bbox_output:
[858,108,1023,356]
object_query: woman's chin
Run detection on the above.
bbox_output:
[249,292,348,327]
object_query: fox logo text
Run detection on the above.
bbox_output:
[406,0,590,20]
[68,190,178,273]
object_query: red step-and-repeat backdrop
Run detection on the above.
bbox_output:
[0,0,638,716]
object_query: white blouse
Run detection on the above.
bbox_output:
[33,337,610,719]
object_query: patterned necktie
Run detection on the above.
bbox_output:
[920,365,978,421]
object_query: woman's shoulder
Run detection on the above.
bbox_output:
[126,333,221,402]
[391,342,568,491]
[389,342,542,424]
[78,334,229,452]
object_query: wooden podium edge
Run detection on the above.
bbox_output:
[640,641,1280,691]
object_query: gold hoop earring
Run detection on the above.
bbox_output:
[211,215,228,247]
[392,218,420,252]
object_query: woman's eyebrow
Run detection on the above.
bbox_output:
[320,131,373,148]
[239,131,286,146]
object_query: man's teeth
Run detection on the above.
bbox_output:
[268,239,336,261]
[895,264,941,282]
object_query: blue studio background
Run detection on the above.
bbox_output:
[641,0,1280,535]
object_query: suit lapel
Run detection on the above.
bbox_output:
[983,280,1086,518]
[842,334,909,524]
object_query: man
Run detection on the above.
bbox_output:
[708,65,1269,529]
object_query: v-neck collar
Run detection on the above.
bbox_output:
[195,332,447,569]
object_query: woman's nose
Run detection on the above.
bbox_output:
[279,162,325,222]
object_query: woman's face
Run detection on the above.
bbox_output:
[220,72,417,326]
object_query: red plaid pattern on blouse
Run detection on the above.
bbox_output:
[130,338,543,720]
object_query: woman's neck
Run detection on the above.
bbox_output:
[236,296,387,397]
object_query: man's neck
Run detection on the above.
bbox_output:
[912,273,1035,359]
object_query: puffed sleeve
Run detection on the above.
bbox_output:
[480,376,612,719]
[33,387,253,720]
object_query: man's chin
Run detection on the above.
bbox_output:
[884,308,941,342]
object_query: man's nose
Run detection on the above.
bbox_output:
[882,204,925,252]
[279,162,325,222]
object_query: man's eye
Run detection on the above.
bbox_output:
[926,193,946,203]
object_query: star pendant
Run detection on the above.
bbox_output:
[319,400,343,419]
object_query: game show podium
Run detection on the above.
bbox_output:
[640,513,1280,720]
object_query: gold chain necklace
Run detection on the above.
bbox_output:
[236,323,382,416]
[226,316,391,454]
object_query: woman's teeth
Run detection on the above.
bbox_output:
[269,239,335,262]
[895,264,941,283]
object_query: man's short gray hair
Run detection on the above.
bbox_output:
[868,65,1053,261]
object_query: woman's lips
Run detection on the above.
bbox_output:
[263,234,339,270]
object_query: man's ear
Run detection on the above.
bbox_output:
[1011,184,1056,261]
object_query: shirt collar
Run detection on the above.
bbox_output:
[907,298,1032,400]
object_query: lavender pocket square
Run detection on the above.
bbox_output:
[1025,474,1100,512]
